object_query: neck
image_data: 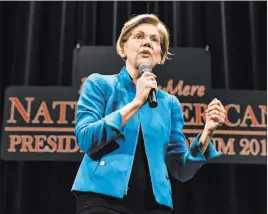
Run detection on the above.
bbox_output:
[126,62,139,83]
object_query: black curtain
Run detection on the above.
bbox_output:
[0,1,266,214]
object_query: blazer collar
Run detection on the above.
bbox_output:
[118,66,136,93]
[117,66,163,98]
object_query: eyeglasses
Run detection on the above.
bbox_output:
[129,32,162,46]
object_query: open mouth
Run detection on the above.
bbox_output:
[140,50,151,56]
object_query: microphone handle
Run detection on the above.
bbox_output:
[148,88,158,108]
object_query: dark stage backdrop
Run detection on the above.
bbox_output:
[0,1,267,214]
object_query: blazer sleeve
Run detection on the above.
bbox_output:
[74,73,124,155]
[165,95,220,182]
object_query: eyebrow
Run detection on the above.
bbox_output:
[132,31,160,37]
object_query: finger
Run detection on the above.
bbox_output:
[208,98,224,108]
[137,78,155,87]
[209,114,221,121]
[208,102,226,112]
[219,117,225,125]
[208,101,222,109]
[207,112,225,118]
[148,81,158,91]
[149,80,157,87]
[208,111,225,119]
[207,110,220,116]
[208,109,225,118]
[207,108,225,117]
[152,84,158,91]
[208,98,219,108]
[144,79,157,86]
[215,119,225,127]
[141,72,157,78]
[143,78,157,84]
[218,101,224,109]
[145,81,157,89]
[206,105,225,114]
[209,112,226,123]
[143,76,156,81]
[215,101,224,111]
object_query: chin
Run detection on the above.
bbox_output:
[137,58,153,66]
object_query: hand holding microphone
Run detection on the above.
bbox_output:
[134,63,158,108]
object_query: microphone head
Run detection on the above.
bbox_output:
[139,62,152,75]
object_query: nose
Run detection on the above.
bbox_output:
[144,35,151,43]
[142,37,152,48]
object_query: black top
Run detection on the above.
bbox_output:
[76,128,171,214]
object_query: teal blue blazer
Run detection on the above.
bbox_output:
[71,66,220,209]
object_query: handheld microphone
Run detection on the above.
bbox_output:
[139,63,158,108]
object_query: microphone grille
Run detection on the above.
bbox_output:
[139,63,152,74]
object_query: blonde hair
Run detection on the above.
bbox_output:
[116,14,171,64]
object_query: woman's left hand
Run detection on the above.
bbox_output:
[204,98,227,133]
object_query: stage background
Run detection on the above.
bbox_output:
[0,2,267,214]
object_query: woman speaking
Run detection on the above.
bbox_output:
[71,14,227,214]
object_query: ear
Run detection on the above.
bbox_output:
[157,57,165,65]
[121,52,126,58]
[120,43,127,58]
